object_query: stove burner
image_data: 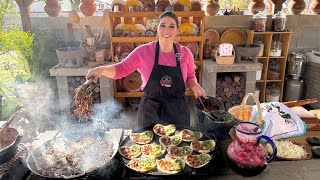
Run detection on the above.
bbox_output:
[0,143,28,174]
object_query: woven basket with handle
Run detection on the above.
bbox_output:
[215,49,235,65]
[228,93,263,127]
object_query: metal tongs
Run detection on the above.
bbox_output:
[78,76,94,94]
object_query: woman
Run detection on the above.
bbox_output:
[86,11,206,128]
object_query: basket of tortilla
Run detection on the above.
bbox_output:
[228,93,264,127]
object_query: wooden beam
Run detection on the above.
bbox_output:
[15,0,35,32]
[271,0,286,14]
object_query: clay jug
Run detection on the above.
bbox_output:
[248,0,265,15]
[205,0,220,16]
[80,0,97,16]
[310,0,320,14]
[288,0,306,14]
[44,0,61,17]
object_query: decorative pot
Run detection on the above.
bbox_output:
[248,0,265,15]
[288,0,306,14]
[44,0,61,17]
[80,0,97,16]
[310,0,320,14]
[205,0,220,16]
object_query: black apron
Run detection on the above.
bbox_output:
[138,41,190,128]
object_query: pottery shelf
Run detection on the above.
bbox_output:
[246,30,293,102]
[108,11,205,99]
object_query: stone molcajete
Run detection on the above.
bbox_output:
[234,44,261,63]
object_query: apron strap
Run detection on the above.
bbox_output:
[155,41,181,67]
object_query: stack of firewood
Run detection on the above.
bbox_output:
[68,76,101,112]
[216,73,246,110]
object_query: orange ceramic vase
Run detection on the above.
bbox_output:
[248,0,265,15]
[80,0,97,16]
[205,0,220,16]
[288,0,306,15]
[310,0,320,14]
[44,0,61,17]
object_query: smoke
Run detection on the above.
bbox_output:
[91,100,122,131]
[11,79,61,143]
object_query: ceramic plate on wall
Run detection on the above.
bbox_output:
[204,29,220,49]
[220,28,247,45]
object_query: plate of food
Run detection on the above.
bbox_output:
[156,158,185,174]
[118,144,142,159]
[119,124,217,175]
[153,124,176,136]
[167,145,193,159]
[159,135,182,147]
[265,139,312,161]
[185,154,212,168]
[130,130,154,144]
[127,157,157,173]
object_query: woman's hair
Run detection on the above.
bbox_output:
[158,11,179,28]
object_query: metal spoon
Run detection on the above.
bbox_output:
[198,98,216,120]
[198,97,208,112]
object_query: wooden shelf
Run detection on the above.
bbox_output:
[269,56,286,59]
[106,11,205,18]
[108,11,205,99]
[111,36,203,43]
[247,30,292,102]
[249,31,294,35]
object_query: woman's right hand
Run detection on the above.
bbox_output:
[86,62,117,81]
[86,67,103,82]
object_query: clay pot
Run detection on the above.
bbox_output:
[44,0,61,17]
[288,0,306,15]
[310,0,320,15]
[80,0,97,16]
[205,0,220,16]
[248,0,265,15]
[121,71,142,92]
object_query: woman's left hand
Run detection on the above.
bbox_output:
[192,84,207,99]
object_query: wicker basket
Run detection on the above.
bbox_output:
[228,93,263,127]
[215,49,235,65]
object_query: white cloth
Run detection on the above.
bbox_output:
[250,102,306,139]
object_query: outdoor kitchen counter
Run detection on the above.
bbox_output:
[5,129,318,179]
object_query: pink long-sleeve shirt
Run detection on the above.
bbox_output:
[113,41,197,90]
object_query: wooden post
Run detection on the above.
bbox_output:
[15,0,35,32]
[271,0,286,13]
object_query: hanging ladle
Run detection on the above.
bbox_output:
[198,98,216,120]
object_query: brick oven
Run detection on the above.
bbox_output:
[202,60,263,107]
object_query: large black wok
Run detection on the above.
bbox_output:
[27,131,119,179]
[119,124,218,176]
